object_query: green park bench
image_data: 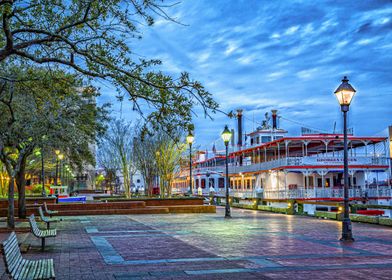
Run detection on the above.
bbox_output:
[28,214,57,251]
[44,202,58,218]
[1,231,55,279]
[38,207,60,229]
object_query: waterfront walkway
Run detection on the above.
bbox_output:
[1,208,392,279]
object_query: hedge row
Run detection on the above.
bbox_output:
[232,203,256,210]
[315,211,338,220]
[231,203,288,214]
[270,207,288,214]
[349,214,380,224]
[225,202,392,227]
[379,217,392,226]
[351,204,392,211]
[257,205,272,211]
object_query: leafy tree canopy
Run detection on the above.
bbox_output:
[0,0,220,136]
[0,64,108,171]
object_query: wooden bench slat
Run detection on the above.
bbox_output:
[2,232,55,280]
[28,214,57,252]
[27,260,38,279]
[4,241,19,266]
[20,260,31,280]
[21,260,32,280]
[49,258,55,279]
[10,258,25,277]
[34,259,43,279]
[3,234,18,250]
[7,249,22,273]
[2,233,22,274]
[44,202,59,217]
[11,258,23,279]
[39,207,60,224]
[42,259,48,279]
[38,259,45,279]
[13,259,27,279]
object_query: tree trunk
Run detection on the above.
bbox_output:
[147,176,154,197]
[16,166,26,219]
[123,168,130,198]
[7,177,15,229]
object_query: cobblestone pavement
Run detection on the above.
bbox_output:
[1,207,392,279]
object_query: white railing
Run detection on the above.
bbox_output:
[226,156,388,175]
[200,186,392,200]
[261,186,392,200]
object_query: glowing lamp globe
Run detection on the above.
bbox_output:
[221,125,232,145]
[334,76,356,106]
[186,132,194,145]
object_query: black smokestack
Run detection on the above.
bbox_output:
[237,109,243,147]
[237,109,243,166]
[272,109,277,129]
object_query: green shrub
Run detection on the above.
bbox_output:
[257,205,272,211]
[315,211,337,220]
[379,217,392,226]
[351,204,392,210]
[232,203,256,210]
[28,184,48,195]
[349,214,379,224]
[270,207,287,214]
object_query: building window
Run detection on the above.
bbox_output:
[137,179,140,183]
[201,178,206,189]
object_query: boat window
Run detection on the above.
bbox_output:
[219,178,225,188]
[201,179,206,188]
[261,136,271,143]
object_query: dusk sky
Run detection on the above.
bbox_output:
[97,0,392,149]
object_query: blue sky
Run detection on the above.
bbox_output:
[97,0,392,149]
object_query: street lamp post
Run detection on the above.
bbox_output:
[186,131,195,195]
[221,125,233,218]
[55,150,60,186]
[58,154,64,186]
[334,76,356,242]
[41,149,46,197]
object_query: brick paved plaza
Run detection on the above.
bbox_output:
[1,207,392,279]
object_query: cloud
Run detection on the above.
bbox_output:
[97,0,392,147]
[224,41,239,56]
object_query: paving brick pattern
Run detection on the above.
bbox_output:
[1,208,392,279]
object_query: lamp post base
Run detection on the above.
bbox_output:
[225,203,231,218]
[340,218,355,242]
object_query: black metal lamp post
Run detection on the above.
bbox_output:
[54,150,60,186]
[186,131,195,195]
[221,125,233,218]
[41,149,46,197]
[58,154,64,186]
[35,149,46,197]
[334,76,356,242]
